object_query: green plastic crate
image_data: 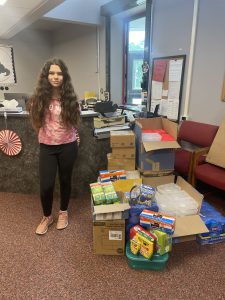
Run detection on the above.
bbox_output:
[126,242,169,271]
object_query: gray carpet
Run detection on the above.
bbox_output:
[0,192,225,300]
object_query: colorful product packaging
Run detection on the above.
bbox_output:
[99,170,126,182]
[139,238,154,259]
[130,225,156,243]
[140,210,176,235]
[130,225,156,259]
[101,181,119,204]
[129,184,156,206]
[151,229,172,255]
[90,182,106,205]
[130,237,141,255]
[139,184,156,200]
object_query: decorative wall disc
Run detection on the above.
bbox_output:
[0,129,22,156]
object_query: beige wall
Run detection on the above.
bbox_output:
[52,22,106,100]
[188,0,225,125]
[152,0,225,125]
[0,23,105,101]
[0,29,52,96]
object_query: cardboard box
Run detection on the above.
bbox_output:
[91,193,130,221]
[142,175,209,243]
[93,220,125,255]
[107,153,135,171]
[206,116,225,168]
[134,118,180,172]
[126,170,141,179]
[137,142,175,172]
[110,130,135,147]
[140,169,174,176]
[142,175,175,187]
[111,147,135,159]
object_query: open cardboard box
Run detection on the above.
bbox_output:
[92,171,142,221]
[91,191,130,221]
[135,117,180,151]
[142,175,209,243]
[134,118,180,172]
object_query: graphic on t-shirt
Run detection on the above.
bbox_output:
[38,99,77,145]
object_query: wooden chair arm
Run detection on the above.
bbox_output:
[175,144,206,183]
[192,147,210,166]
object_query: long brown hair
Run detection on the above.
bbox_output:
[27,58,80,132]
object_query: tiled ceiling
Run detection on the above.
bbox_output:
[0,0,65,39]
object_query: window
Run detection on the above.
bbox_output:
[124,16,146,105]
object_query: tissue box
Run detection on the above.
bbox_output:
[140,209,175,235]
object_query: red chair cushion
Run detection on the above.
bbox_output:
[178,121,219,147]
[195,163,225,190]
[175,149,192,175]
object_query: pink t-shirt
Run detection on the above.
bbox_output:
[38,99,78,145]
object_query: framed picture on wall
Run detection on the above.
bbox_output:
[0,45,17,86]
[149,55,186,122]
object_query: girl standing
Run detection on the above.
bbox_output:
[28,58,80,235]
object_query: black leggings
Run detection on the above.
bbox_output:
[39,141,78,216]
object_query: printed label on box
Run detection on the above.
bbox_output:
[109,230,122,240]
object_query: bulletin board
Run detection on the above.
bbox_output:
[149,55,186,122]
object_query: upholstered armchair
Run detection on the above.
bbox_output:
[191,148,225,191]
[191,118,225,191]
[174,120,219,183]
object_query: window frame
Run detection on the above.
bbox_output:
[123,13,146,105]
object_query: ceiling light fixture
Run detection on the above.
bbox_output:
[0,0,8,5]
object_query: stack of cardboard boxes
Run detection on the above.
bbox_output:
[92,171,142,255]
[92,117,210,255]
[91,184,129,256]
[107,130,136,171]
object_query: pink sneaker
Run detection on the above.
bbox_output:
[35,216,54,235]
[56,211,68,230]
